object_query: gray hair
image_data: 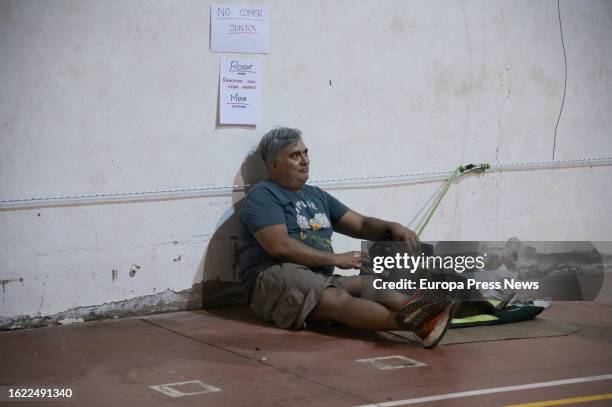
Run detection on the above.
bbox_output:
[259,127,302,167]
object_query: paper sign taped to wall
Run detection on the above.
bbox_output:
[210,4,269,53]
[219,58,261,125]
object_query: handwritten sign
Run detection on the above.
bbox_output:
[219,58,261,125]
[210,4,269,53]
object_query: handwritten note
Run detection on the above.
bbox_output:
[210,4,269,53]
[219,58,261,125]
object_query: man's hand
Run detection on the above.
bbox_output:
[335,211,420,253]
[387,222,420,253]
[334,251,372,271]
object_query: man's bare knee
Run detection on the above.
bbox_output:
[341,276,362,297]
[308,287,353,322]
[320,287,353,307]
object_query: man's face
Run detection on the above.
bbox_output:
[272,139,310,186]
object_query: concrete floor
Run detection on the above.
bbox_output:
[1,301,611,407]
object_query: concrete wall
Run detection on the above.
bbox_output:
[1,0,611,329]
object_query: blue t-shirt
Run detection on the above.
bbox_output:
[239,180,350,293]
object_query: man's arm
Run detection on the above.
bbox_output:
[254,224,362,270]
[334,210,420,252]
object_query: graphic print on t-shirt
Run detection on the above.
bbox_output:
[294,199,332,248]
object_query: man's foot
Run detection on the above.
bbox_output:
[395,289,449,330]
[414,300,460,348]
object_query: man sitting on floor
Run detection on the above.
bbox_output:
[239,127,458,348]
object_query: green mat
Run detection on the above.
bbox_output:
[450,303,546,328]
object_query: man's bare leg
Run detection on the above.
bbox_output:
[309,284,459,349]
[308,287,403,331]
[308,285,458,348]
[341,275,412,311]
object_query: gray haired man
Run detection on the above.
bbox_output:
[239,127,458,348]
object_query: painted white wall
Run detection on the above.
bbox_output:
[1,0,611,324]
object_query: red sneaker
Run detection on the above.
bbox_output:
[414,300,460,349]
[395,289,450,330]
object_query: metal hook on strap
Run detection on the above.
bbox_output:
[415,162,490,237]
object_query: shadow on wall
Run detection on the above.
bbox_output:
[198,147,267,308]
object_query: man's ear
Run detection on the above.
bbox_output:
[269,159,278,170]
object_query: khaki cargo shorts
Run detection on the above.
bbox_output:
[249,262,351,330]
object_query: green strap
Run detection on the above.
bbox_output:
[416,163,490,237]
[451,314,499,324]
